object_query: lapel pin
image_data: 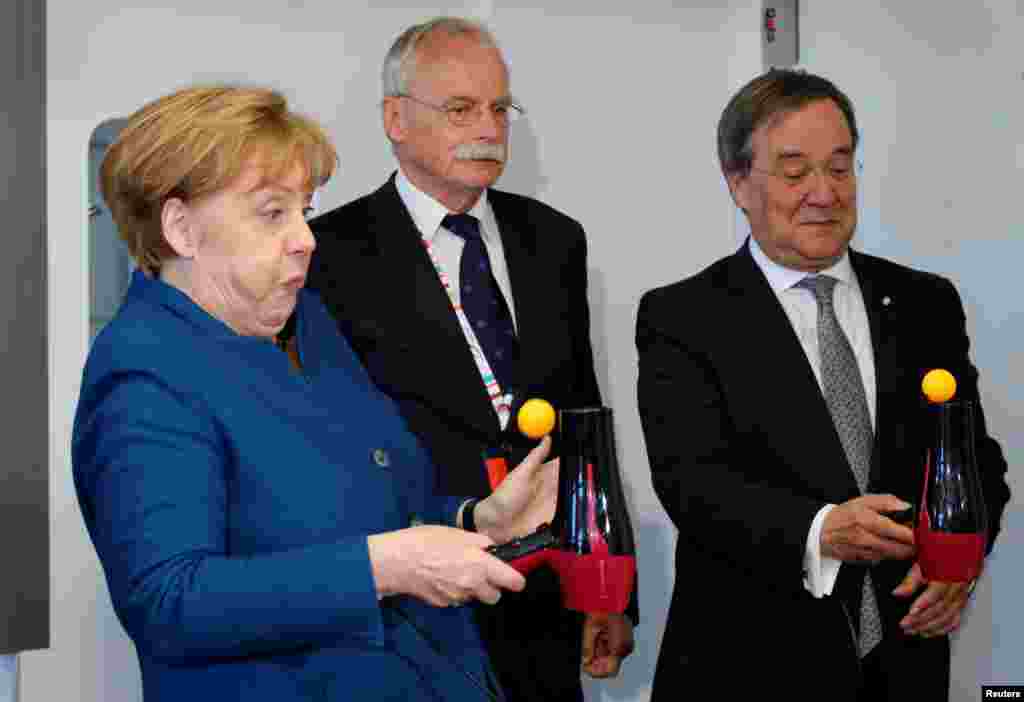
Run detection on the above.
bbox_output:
[882,296,892,307]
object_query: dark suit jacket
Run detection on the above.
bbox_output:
[636,243,1009,701]
[73,272,490,702]
[306,176,607,700]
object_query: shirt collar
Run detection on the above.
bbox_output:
[748,235,855,294]
[395,168,493,245]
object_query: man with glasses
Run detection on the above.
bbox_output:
[637,69,1009,701]
[304,16,635,702]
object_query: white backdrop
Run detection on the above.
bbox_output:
[41,2,1020,701]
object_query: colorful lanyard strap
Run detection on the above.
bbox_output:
[421,236,513,428]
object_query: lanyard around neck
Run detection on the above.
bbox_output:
[421,234,512,428]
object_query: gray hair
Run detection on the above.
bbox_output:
[717,69,859,177]
[382,16,499,98]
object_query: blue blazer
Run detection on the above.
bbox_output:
[73,271,495,701]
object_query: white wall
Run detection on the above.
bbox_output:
[40,2,1020,701]
[800,3,1023,699]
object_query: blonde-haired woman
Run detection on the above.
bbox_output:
[73,85,555,702]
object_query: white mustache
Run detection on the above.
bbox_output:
[454,142,506,162]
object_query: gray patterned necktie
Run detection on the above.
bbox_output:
[797,275,883,658]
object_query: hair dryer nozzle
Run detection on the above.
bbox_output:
[487,407,638,613]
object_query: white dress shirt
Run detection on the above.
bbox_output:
[395,169,518,331]
[748,237,877,598]
[395,170,518,429]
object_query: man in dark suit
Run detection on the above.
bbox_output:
[637,70,1009,701]
[305,16,634,702]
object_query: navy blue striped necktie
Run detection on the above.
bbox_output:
[442,213,518,394]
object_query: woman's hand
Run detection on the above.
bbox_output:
[367,525,525,607]
[473,436,557,545]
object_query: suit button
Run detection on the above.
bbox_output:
[372,448,390,468]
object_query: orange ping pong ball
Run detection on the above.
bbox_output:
[517,399,556,439]
[922,369,957,404]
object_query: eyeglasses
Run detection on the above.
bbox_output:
[748,155,860,188]
[398,94,525,128]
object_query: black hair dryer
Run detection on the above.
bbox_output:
[489,406,637,613]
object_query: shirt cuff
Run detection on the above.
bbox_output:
[803,504,842,598]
